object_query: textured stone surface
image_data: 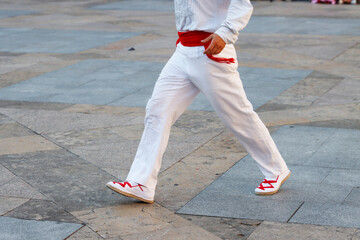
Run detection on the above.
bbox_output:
[0,150,131,212]
[0,108,144,134]
[290,202,360,228]
[0,135,60,155]
[0,10,36,19]
[0,174,47,200]
[5,199,81,223]
[179,125,360,227]
[66,226,104,240]
[72,203,221,240]
[243,16,360,36]
[90,0,174,12]
[247,221,357,240]
[0,216,82,240]
[0,196,28,215]
[180,215,262,240]
[343,188,360,207]
[178,193,303,222]
[0,28,141,53]
[0,61,310,110]
[0,123,34,138]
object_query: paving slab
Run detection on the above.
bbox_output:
[66,226,104,240]
[71,203,221,240]
[323,169,360,188]
[0,108,144,134]
[0,175,48,200]
[0,10,36,19]
[0,135,60,155]
[180,215,262,240]
[0,123,34,138]
[304,128,360,169]
[343,188,360,207]
[247,221,357,240]
[0,216,82,240]
[289,202,360,228]
[0,113,14,124]
[0,196,28,215]
[4,199,81,223]
[90,0,174,12]
[0,150,132,212]
[0,28,141,54]
[0,58,311,110]
[178,192,303,222]
[0,164,16,185]
[313,78,360,106]
[178,125,360,227]
[243,16,360,36]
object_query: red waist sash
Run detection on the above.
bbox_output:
[176,31,235,64]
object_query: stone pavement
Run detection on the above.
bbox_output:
[0,0,359,239]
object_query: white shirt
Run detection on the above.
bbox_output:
[174,0,253,44]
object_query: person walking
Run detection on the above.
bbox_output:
[107,0,291,204]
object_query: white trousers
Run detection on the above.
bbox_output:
[127,43,289,190]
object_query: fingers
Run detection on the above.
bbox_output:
[203,41,222,55]
[200,35,213,43]
[203,34,226,55]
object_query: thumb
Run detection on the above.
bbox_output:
[201,34,213,43]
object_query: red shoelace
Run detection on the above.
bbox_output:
[257,176,279,191]
[113,181,144,191]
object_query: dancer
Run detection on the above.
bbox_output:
[107,0,291,203]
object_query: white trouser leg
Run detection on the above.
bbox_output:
[127,51,200,190]
[189,44,289,178]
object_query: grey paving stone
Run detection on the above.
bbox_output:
[0,113,14,124]
[179,125,359,226]
[0,100,73,111]
[323,169,360,188]
[68,128,220,173]
[0,176,47,200]
[65,226,103,240]
[353,230,360,240]
[0,164,16,185]
[0,123,34,138]
[0,216,82,240]
[247,221,357,240]
[271,125,337,165]
[178,192,303,222]
[90,0,174,12]
[5,199,81,223]
[304,128,360,169]
[180,214,261,240]
[343,188,360,207]
[0,60,163,106]
[314,79,360,106]
[243,16,360,36]
[0,150,136,212]
[0,59,310,110]
[0,28,141,54]
[0,10,36,19]
[289,202,360,228]
[218,156,332,184]
[0,108,143,134]
[0,196,29,215]
[201,174,351,204]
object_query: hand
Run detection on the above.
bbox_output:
[201,33,226,55]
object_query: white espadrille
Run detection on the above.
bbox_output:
[255,170,291,195]
[106,181,154,203]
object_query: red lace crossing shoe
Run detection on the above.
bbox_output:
[255,170,291,195]
[106,181,154,203]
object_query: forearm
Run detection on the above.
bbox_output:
[215,0,253,44]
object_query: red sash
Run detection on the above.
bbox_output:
[176,31,235,64]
